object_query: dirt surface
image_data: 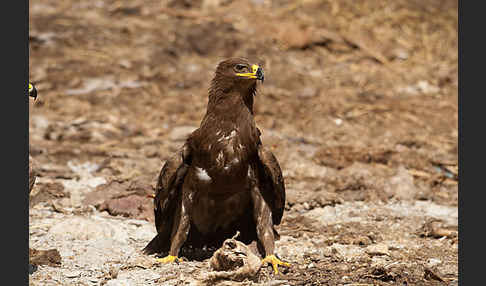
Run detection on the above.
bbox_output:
[29,0,458,285]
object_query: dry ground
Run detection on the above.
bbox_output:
[29,0,458,285]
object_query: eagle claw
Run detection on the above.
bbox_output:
[261,254,290,274]
[155,255,182,264]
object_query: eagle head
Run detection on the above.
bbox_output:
[29,83,37,101]
[211,58,264,93]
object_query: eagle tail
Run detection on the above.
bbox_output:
[142,234,168,255]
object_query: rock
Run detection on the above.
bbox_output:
[29,248,62,267]
[427,258,442,268]
[330,244,365,261]
[83,181,128,206]
[64,270,81,278]
[99,195,153,220]
[418,219,457,238]
[366,243,390,256]
[126,255,155,269]
[30,182,68,208]
[83,179,154,221]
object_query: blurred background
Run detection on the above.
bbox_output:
[29,0,458,284]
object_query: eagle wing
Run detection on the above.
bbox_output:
[143,143,191,254]
[256,145,286,225]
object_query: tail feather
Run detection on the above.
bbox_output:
[142,234,168,255]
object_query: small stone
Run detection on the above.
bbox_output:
[65,270,81,278]
[427,258,442,268]
[302,202,310,210]
[366,243,390,256]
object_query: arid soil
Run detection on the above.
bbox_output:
[29,0,458,285]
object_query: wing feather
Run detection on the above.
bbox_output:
[256,146,286,225]
[143,144,191,254]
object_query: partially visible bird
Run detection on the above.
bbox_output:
[144,58,290,274]
[29,82,37,193]
[29,83,37,101]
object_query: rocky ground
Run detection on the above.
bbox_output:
[29,0,458,285]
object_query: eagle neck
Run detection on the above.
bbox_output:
[207,83,256,116]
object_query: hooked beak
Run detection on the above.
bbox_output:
[29,83,37,101]
[236,64,264,82]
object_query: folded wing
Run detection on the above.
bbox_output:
[256,146,286,225]
[143,144,191,254]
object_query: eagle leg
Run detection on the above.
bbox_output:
[249,168,290,274]
[155,255,183,263]
[156,192,192,263]
[261,254,290,275]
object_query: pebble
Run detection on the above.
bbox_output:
[427,258,442,268]
[366,243,390,256]
[64,270,81,278]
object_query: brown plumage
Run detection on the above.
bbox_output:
[144,58,289,273]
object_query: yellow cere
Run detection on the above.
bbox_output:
[236,64,260,79]
[251,64,259,73]
[29,83,33,92]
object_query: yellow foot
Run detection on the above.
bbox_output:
[261,254,290,274]
[155,255,183,264]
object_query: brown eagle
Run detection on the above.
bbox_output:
[29,83,38,193]
[143,58,290,274]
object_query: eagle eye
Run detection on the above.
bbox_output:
[235,64,247,72]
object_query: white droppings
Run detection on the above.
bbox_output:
[196,167,212,182]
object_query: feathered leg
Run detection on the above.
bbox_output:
[156,186,192,263]
[249,168,290,274]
